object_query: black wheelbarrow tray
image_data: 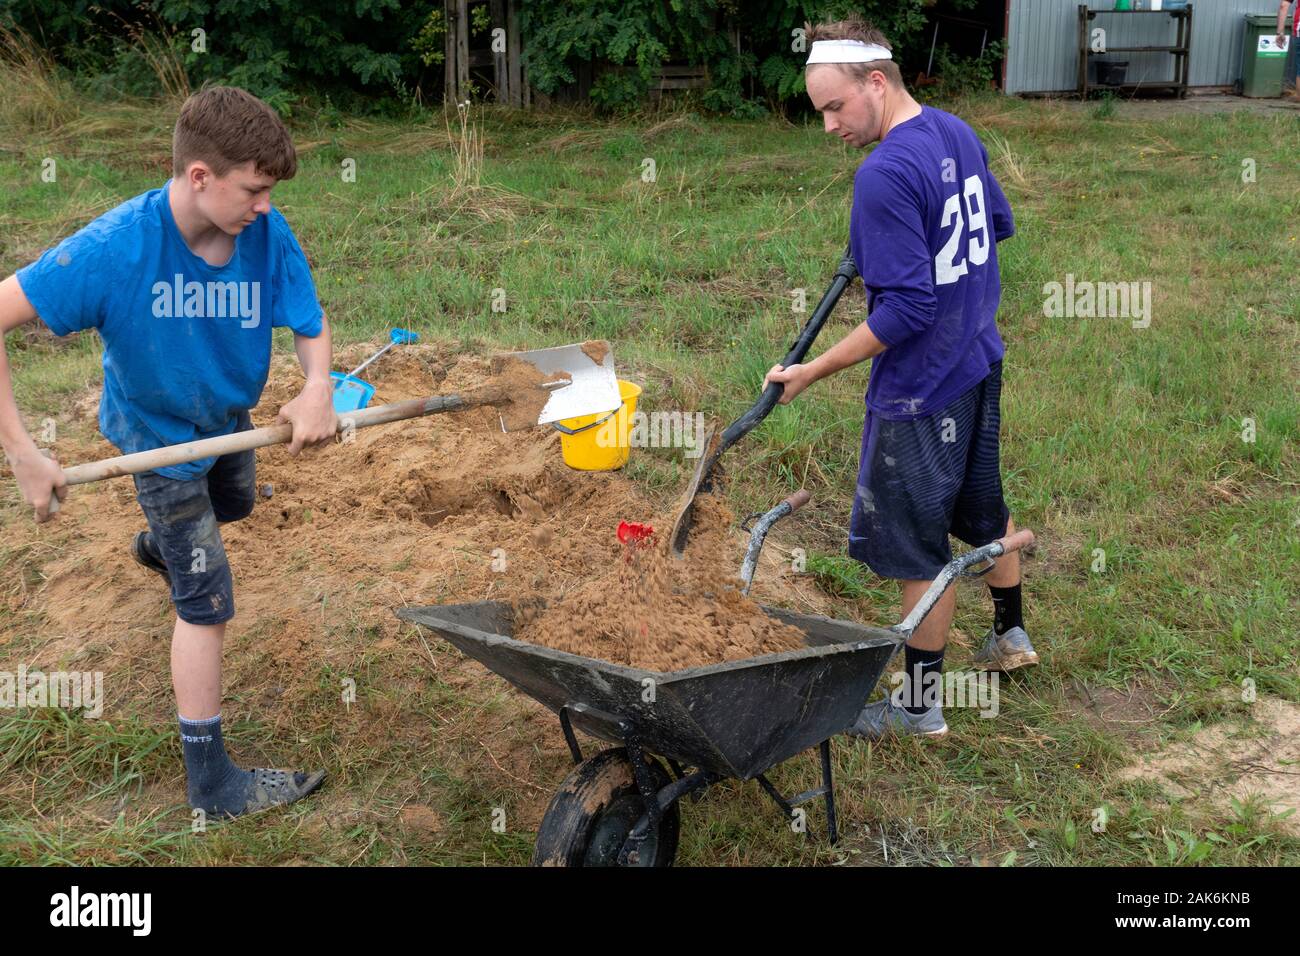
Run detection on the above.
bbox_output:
[397,500,1034,867]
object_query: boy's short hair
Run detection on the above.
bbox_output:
[805,18,903,89]
[172,86,297,180]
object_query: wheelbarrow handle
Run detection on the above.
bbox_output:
[994,529,1035,556]
[739,489,813,594]
[890,529,1036,639]
[783,489,812,513]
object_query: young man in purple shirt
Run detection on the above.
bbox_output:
[765,19,1039,739]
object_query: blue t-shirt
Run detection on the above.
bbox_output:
[17,182,323,478]
[850,105,1015,420]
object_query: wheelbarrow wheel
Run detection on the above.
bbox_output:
[532,747,679,867]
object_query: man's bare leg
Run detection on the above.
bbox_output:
[900,577,957,652]
[985,515,1021,589]
[897,517,1017,653]
[849,517,1033,739]
[847,576,955,739]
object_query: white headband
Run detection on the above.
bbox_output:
[806,39,893,65]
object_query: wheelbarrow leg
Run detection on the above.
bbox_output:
[558,705,583,765]
[755,774,796,819]
[819,739,838,845]
[618,727,669,866]
[621,729,665,831]
[754,740,838,844]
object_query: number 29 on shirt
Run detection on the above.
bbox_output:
[935,174,989,286]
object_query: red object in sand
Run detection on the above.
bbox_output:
[617,521,655,546]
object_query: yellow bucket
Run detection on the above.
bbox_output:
[555,380,641,471]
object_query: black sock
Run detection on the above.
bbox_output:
[901,644,944,715]
[989,583,1023,636]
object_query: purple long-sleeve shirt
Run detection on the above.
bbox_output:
[850,105,1015,420]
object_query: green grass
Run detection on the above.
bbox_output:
[1,85,1297,866]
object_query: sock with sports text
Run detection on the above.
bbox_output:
[178,714,254,816]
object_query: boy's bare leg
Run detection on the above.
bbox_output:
[171,617,325,815]
[172,619,224,719]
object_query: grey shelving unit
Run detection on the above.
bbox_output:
[1077,4,1193,98]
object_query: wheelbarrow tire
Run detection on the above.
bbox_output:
[532,747,679,867]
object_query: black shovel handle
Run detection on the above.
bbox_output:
[698,245,858,493]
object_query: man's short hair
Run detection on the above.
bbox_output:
[172,86,297,181]
[805,18,904,89]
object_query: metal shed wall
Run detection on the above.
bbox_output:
[1005,0,1279,94]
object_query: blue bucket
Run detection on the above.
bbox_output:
[331,371,376,413]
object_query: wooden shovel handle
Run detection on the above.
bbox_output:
[46,393,473,512]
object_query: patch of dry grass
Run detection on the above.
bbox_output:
[0,24,80,137]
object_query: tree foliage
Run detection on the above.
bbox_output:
[0,0,997,113]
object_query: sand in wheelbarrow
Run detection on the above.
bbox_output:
[513,493,807,671]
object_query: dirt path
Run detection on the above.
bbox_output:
[1054,90,1300,118]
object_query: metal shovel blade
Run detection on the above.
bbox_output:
[496,341,622,429]
[670,424,722,556]
[668,426,716,556]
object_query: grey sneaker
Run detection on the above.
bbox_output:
[845,693,948,741]
[972,625,1039,672]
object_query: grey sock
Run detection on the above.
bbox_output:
[178,715,254,816]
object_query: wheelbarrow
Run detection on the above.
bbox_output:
[397,497,1034,867]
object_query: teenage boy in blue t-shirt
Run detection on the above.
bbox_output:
[764,20,1040,739]
[0,86,333,816]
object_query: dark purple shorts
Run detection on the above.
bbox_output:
[848,361,1010,580]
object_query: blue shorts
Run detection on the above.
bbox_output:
[132,411,257,625]
[849,361,1010,580]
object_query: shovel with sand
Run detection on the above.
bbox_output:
[42,342,621,514]
[670,249,858,556]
